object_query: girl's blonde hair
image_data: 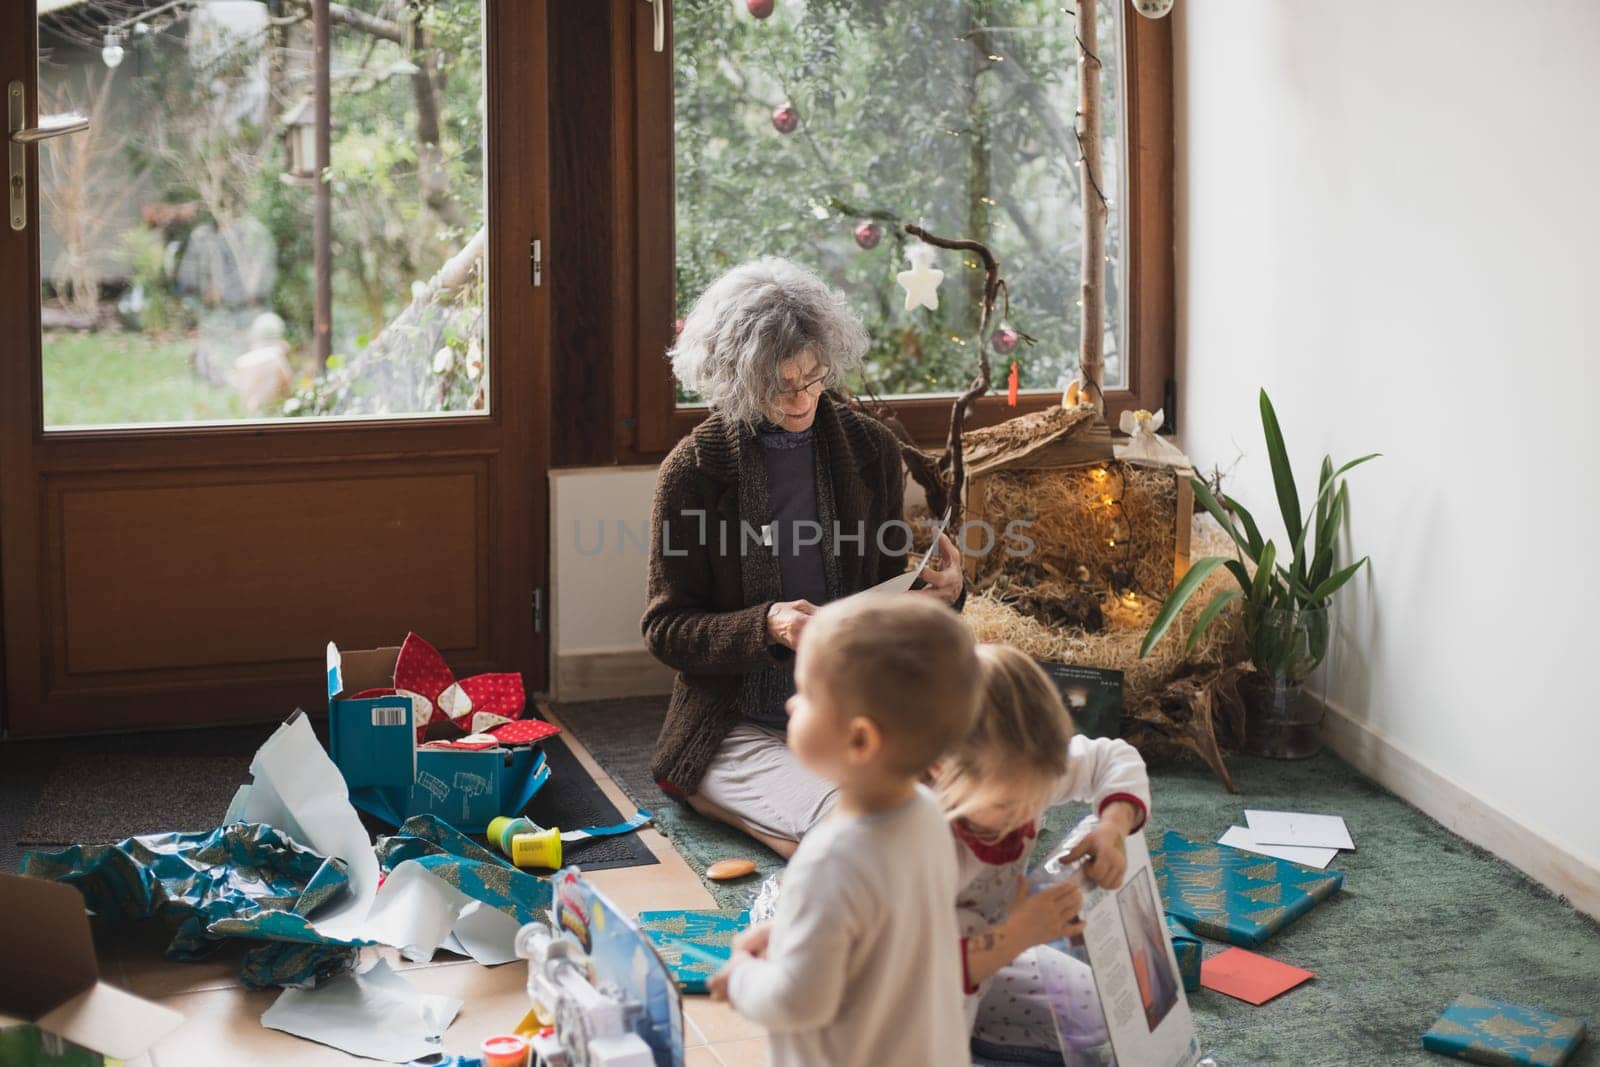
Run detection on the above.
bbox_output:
[932,643,1076,821]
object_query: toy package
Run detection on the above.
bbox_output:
[514,870,684,1067]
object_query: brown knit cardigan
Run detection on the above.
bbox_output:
[642,392,921,795]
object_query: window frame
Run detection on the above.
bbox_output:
[618,0,1173,458]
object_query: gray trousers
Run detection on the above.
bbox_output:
[693,724,837,841]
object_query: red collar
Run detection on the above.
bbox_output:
[954,819,1037,865]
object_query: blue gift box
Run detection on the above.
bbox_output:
[1165,914,1201,992]
[638,909,750,994]
[1151,830,1343,948]
[1422,995,1586,1066]
[325,643,550,828]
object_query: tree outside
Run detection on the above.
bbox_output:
[674,0,1124,404]
[32,0,1123,426]
[36,0,484,426]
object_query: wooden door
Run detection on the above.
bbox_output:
[0,1,550,737]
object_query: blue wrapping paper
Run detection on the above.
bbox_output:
[1422,994,1586,1066]
[1165,914,1201,992]
[21,823,363,988]
[1151,830,1343,948]
[374,814,553,922]
[638,908,750,993]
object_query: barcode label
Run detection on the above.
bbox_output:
[372,706,407,727]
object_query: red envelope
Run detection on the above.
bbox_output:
[1200,947,1314,1005]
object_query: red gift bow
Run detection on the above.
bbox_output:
[351,631,556,746]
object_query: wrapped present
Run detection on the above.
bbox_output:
[1151,830,1342,948]
[1422,994,1586,1066]
[637,909,749,994]
[1166,914,1201,992]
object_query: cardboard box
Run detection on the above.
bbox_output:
[0,875,184,1066]
[326,643,552,830]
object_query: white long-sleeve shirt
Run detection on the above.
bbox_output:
[727,785,970,1067]
[954,734,1152,927]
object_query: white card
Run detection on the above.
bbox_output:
[1244,810,1355,851]
[1217,825,1339,869]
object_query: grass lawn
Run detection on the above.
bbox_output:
[43,330,246,427]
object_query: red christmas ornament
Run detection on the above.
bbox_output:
[1007,361,1020,407]
[853,221,882,250]
[747,0,775,17]
[992,325,1020,355]
[771,104,799,134]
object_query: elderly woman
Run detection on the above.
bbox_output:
[642,257,964,858]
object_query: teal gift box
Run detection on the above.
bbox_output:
[1165,914,1201,992]
[1422,994,1586,1066]
[325,643,551,828]
[638,909,750,993]
[1151,830,1343,948]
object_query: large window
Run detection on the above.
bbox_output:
[36,0,487,428]
[674,0,1127,404]
[568,0,1170,459]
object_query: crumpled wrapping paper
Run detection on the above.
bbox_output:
[375,814,552,924]
[21,822,364,988]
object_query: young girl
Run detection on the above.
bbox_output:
[932,643,1151,1060]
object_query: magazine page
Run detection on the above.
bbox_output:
[1043,830,1203,1067]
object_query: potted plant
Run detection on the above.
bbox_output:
[1139,390,1378,758]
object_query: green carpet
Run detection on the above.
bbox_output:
[556,697,1600,1066]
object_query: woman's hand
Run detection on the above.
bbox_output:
[1005,874,1085,951]
[766,599,817,650]
[914,531,964,605]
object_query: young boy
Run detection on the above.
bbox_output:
[708,595,981,1067]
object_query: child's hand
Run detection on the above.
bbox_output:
[1005,875,1084,951]
[1061,822,1128,889]
[733,922,771,958]
[708,950,753,1003]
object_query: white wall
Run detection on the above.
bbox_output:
[549,467,659,656]
[1175,2,1599,874]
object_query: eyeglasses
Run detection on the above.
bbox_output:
[776,371,829,401]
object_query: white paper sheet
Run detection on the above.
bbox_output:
[363,859,523,966]
[239,713,382,942]
[862,510,952,597]
[261,959,460,1063]
[1244,810,1355,851]
[1218,825,1339,869]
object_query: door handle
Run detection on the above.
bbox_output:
[9,80,90,232]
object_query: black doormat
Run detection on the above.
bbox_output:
[13,720,656,873]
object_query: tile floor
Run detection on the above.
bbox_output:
[96,708,770,1066]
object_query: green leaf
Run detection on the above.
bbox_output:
[1140,557,1230,658]
[1314,456,1333,538]
[1259,390,1302,549]
[1191,478,1255,561]
[1309,556,1369,603]
[1186,589,1242,653]
[1290,453,1380,572]
[1223,494,1264,558]
[1251,540,1277,607]
[1223,559,1253,592]
[1311,481,1348,589]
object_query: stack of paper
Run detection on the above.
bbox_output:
[1215,810,1356,870]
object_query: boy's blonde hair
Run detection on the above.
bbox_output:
[802,596,981,776]
[933,643,1076,820]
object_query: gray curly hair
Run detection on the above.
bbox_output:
[669,257,869,427]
